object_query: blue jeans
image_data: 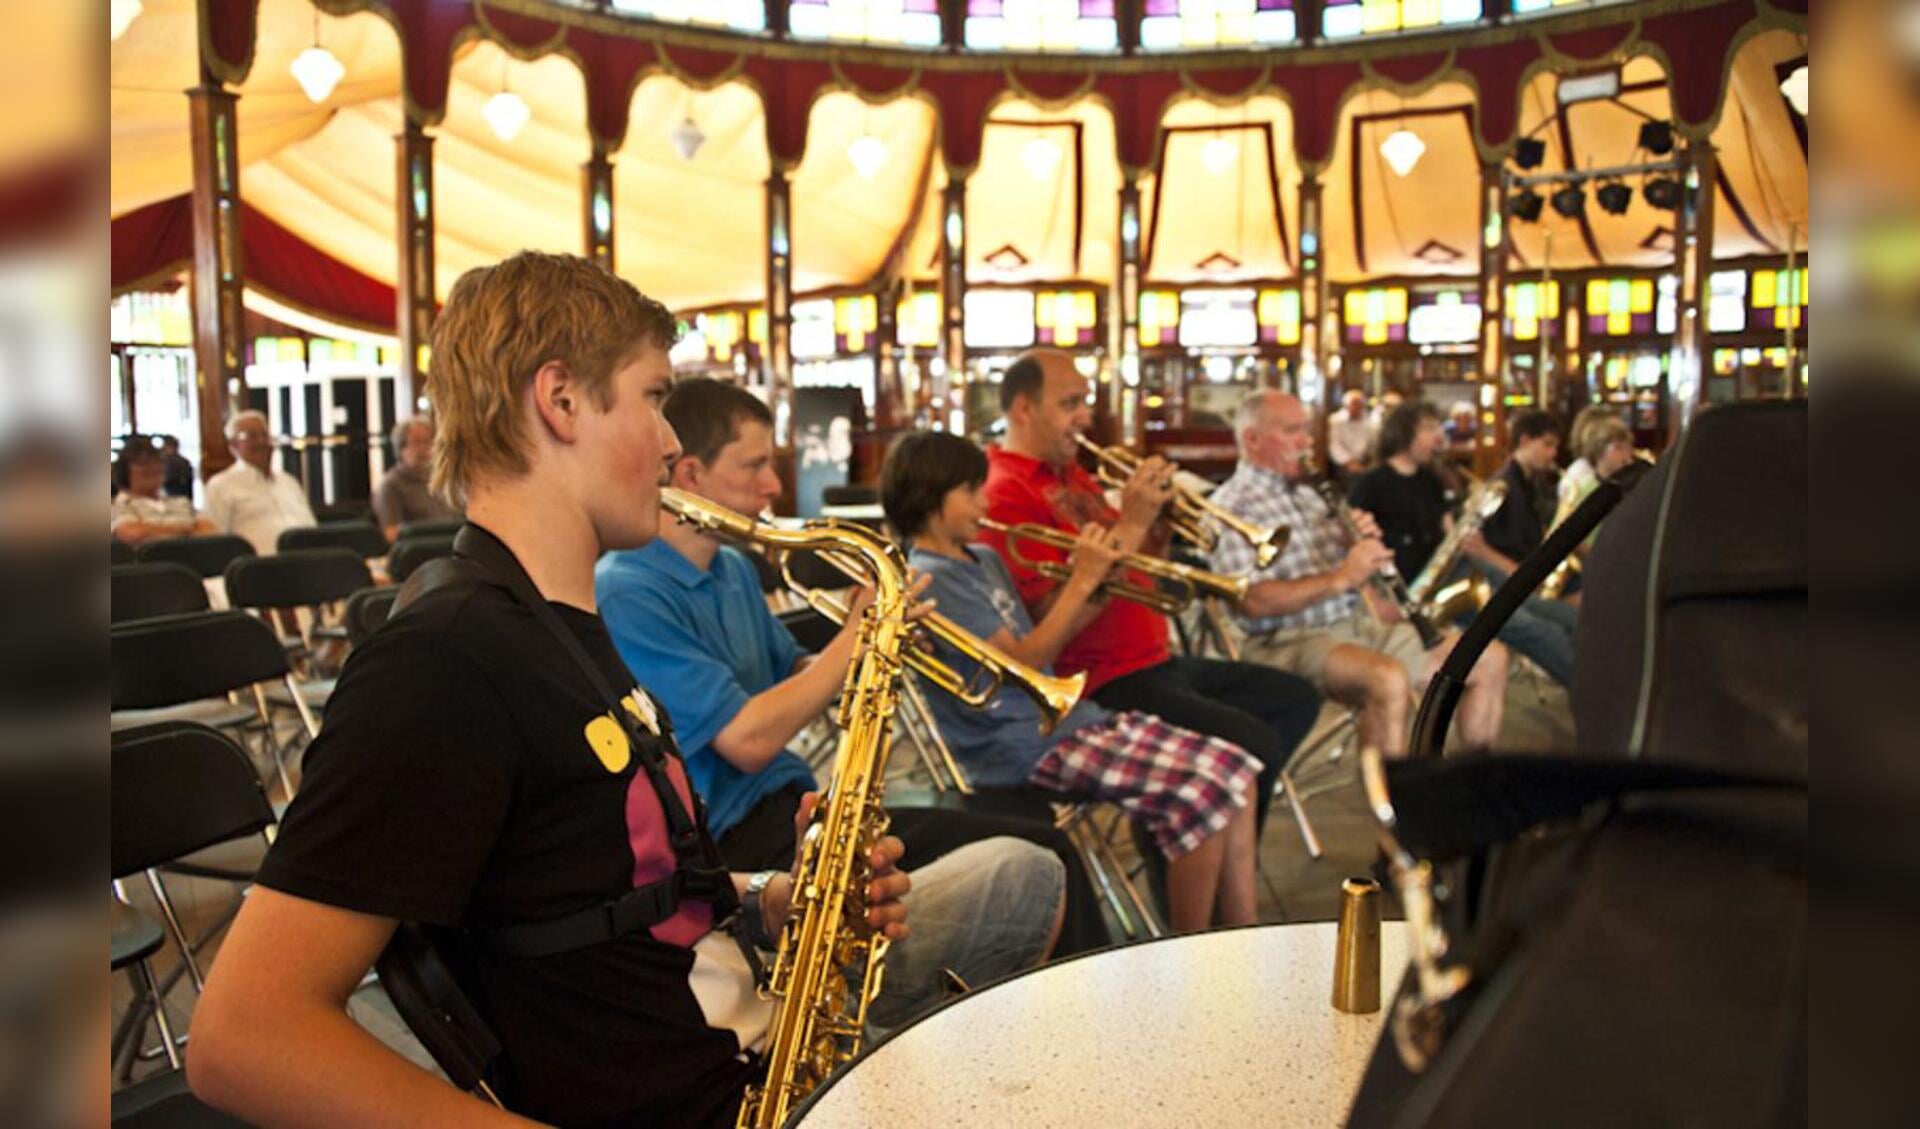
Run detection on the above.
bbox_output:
[1463,560,1579,686]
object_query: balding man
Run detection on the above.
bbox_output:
[373,417,460,541]
[204,410,317,555]
[1205,391,1508,756]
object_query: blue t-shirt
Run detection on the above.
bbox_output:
[907,545,1113,788]
[596,540,818,838]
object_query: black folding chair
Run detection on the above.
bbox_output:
[375,924,506,1108]
[111,610,318,799]
[398,517,463,540]
[387,534,455,583]
[112,563,211,624]
[136,534,254,579]
[112,537,137,565]
[224,549,373,678]
[278,520,387,559]
[344,585,400,647]
[111,1070,251,1129]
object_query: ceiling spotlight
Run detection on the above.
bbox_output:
[1513,137,1546,170]
[1380,128,1427,177]
[1021,136,1062,182]
[483,90,531,142]
[110,0,144,40]
[1596,181,1633,216]
[1779,64,1808,117]
[848,133,889,179]
[1550,183,1586,220]
[1200,135,1237,177]
[671,117,706,161]
[1637,119,1674,155]
[1642,175,1682,211]
[1509,188,1545,223]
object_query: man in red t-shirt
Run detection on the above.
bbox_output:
[979,350,1320,831]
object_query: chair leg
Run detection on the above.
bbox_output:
[133,959,183,1071]
[142,869,207,993]
[1071,805,1166,940]
[1060,808,1145,942]
[252,684,297,800]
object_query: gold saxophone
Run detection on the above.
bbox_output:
[1407,477,1510,624]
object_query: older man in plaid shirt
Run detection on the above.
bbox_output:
[1206,391,1509,755]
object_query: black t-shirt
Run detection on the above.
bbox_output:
[1348,464,1448,580]
[1481,459,1559,564]
[257,577,762,1128]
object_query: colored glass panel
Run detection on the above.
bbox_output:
[1749,267,1808,330]
[1504,281,1561,341]
[1035,289,1100,348]
[1512,0,1629,15]
[1138,289,1180,348]
[1585,277,1659,337]
[609,0,767,32]
[896,291,941,349]
[1322,0,1479,38]
[1256,288,1302,346]
[834,295,879,353]
[1343,286,1409,346]
[965,0,1120,52]
[790,0,943,46]
[1139,0,1296,50]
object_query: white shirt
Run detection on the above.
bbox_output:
[1328,411,1377,468]
[204,461,317,554]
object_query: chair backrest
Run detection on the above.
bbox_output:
[111,538,136,565]
[277,520,388,558]
[374,924,504,1101]
[224,548,373,610]
[388,534,456,583]
[111,721,275,878]
[111,563,210,624]
[135,533,254,578]
[823,484,879,507]
[344,585,400,647]
[111,609,291,710]
[398,517,463,540]
[1574,400,1806,777]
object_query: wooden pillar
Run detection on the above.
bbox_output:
[875,283,902,429]
[765,169,795,444]
[187,84,244,478]
[1476,162,1510,477]
[1671,141,1717,439]
[1113,171,1143,444]
[938,176,967,430]
[1298,172,1332,466]
[1297,0,1322,45]
[584,142,615,271]
[396,119,436,410]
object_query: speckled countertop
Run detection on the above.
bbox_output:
[795,921,1409,1127]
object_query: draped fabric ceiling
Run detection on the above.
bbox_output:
[109,0,1806,327]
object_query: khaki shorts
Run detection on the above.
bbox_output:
[1236,614,1433,695]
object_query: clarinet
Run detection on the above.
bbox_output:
[1314,480,1446,650]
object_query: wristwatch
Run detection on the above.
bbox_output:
[741,869,782,951]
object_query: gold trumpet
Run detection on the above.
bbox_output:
[1073,434,1289,569]
[780,547,1086,736]
[980,517,1250,616]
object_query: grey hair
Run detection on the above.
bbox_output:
[225,410,269,440]
[390,415,434,455]
[1233,389,1294,453]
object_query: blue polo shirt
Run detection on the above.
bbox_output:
[595,540,817,838]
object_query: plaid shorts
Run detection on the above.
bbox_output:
[1028,711,1257,860]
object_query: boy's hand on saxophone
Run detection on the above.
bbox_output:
[784,792,913,942]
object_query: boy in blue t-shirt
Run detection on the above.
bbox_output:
[882,430,1262,932]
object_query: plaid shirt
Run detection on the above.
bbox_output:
[1205,461,1359,634]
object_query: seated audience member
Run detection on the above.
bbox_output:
[978,350,1321,835]
[1205,392,1508,755]
[596,378,1076,992]
[158,433,195,498]
[373,416,461,540]
[191,252,920,1128]
[203,410,316,555]
[883,430,1262,931]
[1560,405,1636,515]
[111,438,214,544]
[1326,389,1376,478]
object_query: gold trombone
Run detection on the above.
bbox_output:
[980,517,1250,616]
[1073,434,1289,568]
[661,489,1084,735]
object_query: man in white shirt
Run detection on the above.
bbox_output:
[1327,389,1377,476]
[204,410,317,554]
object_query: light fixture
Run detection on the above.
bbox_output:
[110,0,143,41]
[1380,127,1427,177]
[289,10,344,103]
[1200,135,1237,177]
[484,55,531,143]
[1596,181,1633,216]
[848,133,889,179]
[1513,137,1546,170]
[1550,183,1586,219]
[1509,188,1545,223]
[671,117,706,161]
[1779,64,1808,116]
[1021,136,1062,182]
[1637,119,1674,155]
[1642,175,1681,211]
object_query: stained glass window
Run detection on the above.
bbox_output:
[1321,0,1480,39]
[1406,288,1481,345]
[608,0,767,33]
[1584,277,1658,337]
[1138,289,1181,347]
[964,290,1038,349]
[1139,0,1296,50]
[896,291,941,349]
[1511,0,1629,16]
[1342,286,1409,346]
[965,0,1120,53]
[1749,267,1807,330]
[1256,288,1301,346]
[1504,281,1561,341]
[1036,289,1101,347]
[790,0,942,47]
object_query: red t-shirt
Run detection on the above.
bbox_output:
[980,444,1170,692]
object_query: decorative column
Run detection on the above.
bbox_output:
[1297,172,1332,466]
[1113,170,1143,444]
[765,168,795,444]
[583,142,615,271]
[1670,140,1717,439]
[874,284,902,429]
[1297,0,1322,46]
[187,83,244,478]
[1476,162,1510,477]
[396,119,436,409]
[938,176,967,430]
